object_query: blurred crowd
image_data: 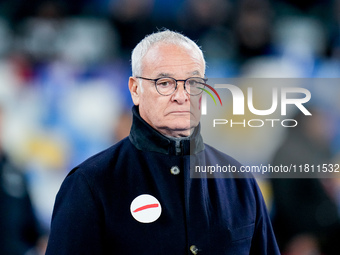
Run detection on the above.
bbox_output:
[0,0,340,254]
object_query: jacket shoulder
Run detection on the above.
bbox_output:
[67,137,132,179]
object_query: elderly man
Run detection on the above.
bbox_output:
[46,30,279,254]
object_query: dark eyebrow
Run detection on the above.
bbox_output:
[190,70,202,76]
[156,72,173,78]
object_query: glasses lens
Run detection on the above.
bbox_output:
[186,78,205,95]
[156,78,176,95]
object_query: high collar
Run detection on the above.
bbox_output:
[129,106,204,156]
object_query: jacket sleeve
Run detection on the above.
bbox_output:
[249,179,281,255]
[45,169,105,255]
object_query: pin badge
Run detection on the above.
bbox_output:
[130,194,162,223]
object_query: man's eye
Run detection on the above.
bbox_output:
[188,80,198,86]
[158,82,170,87]
[157,79,173,87]
[188,79,204,87]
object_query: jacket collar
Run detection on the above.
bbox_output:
[129,106,204,156]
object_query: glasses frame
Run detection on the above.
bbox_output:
[136,76,208,96]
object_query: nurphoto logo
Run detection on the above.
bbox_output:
[200,83,312,128]
[199,83,223,106]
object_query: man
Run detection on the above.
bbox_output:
[46,30,279,254]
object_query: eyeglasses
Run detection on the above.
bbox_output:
[136,76,207,96]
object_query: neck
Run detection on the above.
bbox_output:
[129,105,204,155]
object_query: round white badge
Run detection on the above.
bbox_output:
[130,194,162,223]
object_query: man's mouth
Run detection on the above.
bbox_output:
[168,111,191,115]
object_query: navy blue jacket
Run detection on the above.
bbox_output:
[46,106,280,254]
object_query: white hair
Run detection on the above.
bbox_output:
[131,30,206,77]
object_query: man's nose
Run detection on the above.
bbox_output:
[171,81,189,103]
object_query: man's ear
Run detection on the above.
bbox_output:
[129,77,140,105]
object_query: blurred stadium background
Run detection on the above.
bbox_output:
[0,0,340,254]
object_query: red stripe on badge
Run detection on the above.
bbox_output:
[133,203,159,213]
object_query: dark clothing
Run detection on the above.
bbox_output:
[0,154,40,255]
[46,106,279,254]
